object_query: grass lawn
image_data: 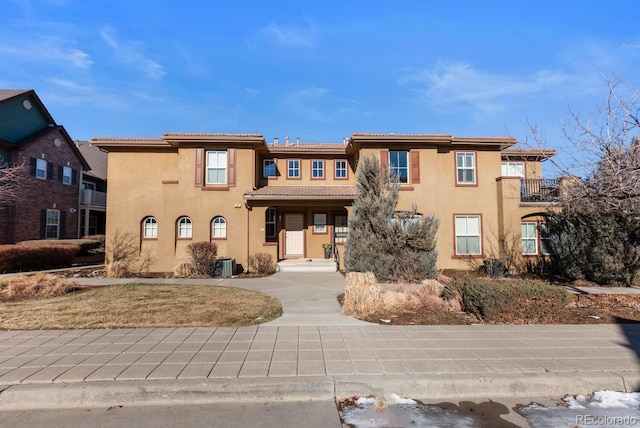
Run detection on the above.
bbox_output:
[0,283,282,330]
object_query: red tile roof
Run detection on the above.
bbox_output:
[244,185,356,199]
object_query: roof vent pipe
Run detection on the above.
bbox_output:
[296,137,300,145]
[285,136,290,145]
[343,137,348,145]
[273,137,279,145]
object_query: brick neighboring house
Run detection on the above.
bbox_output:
[92,132,559,273]
[0,89,89,244]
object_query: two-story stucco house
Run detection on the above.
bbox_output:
[92,132,557,273]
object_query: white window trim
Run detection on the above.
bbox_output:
[177,216,192,238]
[455,215,482,255]
[206,151,227,185]
[335,160,347,178]
[212,216,227,239]
[36,158,47,180]
[312,160,324,178]
[456,152,477,185]
[501,161,525,178]
[45,209,60,239]
[287,160,300,178]
[62,166,72,185]
[521,222,538,255]
[143,216,158,239]
[389,150,409,184]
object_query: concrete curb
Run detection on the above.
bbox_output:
[1,372,637,410]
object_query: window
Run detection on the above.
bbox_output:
[522,222,553,255]
[389,151,409,183]
[263,159,276,178]
[177,216,192,238]
[83,182,96,191]
[456,152,476,185]
[287,160,300,178]
[334,214,349,244]
[311,160,324,179]
[266,207,277,240]
[212,216,227,239]
[143,216,158,238]
[206,151,227,184]
[45,209,60,239]
[521,222,538,255]
[455,215,481,255]
[313,213,327,233]
[335,160,347,179]
[62,166,72,185]
[501,161,525,178]
[36,159,47,180]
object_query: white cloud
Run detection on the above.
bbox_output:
[100,29,166,80]
[0,37,93,68]
[283,87,330,122]
[400,61,570,119]
[258,21,316,47]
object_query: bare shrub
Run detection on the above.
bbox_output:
[345,271,377,287]
[380,291,407,312]
[105,230,138,278]
[186,241,218,277]
[420,279,445,296]
[1,273,81,299]
[173,262,194,278]
[249,253,276,275]
[342,283,381,316]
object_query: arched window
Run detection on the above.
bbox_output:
[142,216,158,238]
[177,216,192,238]
[211,216,227,239]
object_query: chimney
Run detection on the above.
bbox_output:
[273,137,279,145]
[343,137,348,145]
[296,137,300,145]
[285,136,290,145]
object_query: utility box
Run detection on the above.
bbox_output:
[215,258,236,277]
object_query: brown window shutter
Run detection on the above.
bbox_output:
[195,148,204,187]
[380,150,389,176]
[411,150,420,184]
[228,148,237,186]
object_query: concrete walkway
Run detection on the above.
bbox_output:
[1,271,640,411]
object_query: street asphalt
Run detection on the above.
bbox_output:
[0,271,640,413]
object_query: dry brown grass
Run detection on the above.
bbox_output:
[342,272,381,317]
[0,273,83,299]
[0,283,282,330]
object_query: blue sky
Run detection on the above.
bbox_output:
[2,0,640,171]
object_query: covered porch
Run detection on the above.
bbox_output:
[244,185,355,271]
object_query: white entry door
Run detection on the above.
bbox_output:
[285,214,304,257]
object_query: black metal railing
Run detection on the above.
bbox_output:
[520,178,560,203]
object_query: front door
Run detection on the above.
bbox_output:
[284,214,304,257]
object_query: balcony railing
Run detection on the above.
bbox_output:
[520,178,560,203]
[80,189,107,207]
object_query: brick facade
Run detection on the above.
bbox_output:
[0,127,83,243]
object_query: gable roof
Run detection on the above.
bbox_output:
[76,140,108,180]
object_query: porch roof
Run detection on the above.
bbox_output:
[244,185,357,200]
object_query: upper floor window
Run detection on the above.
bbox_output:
[502,161,524,178]
[312,160,324,179]
[177,216,192,239]
[206,151,227,184]
[335,160,348,179]
[263,159,276,178]
[389,151,409,184]
[45,209,60,239]
[212,216,227,239]
[287,159,300,179]
[36,158,47,180]
[455,215,481,255]
[61,166,72,185]
[143,216,158,239]
[456,152,476,185]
